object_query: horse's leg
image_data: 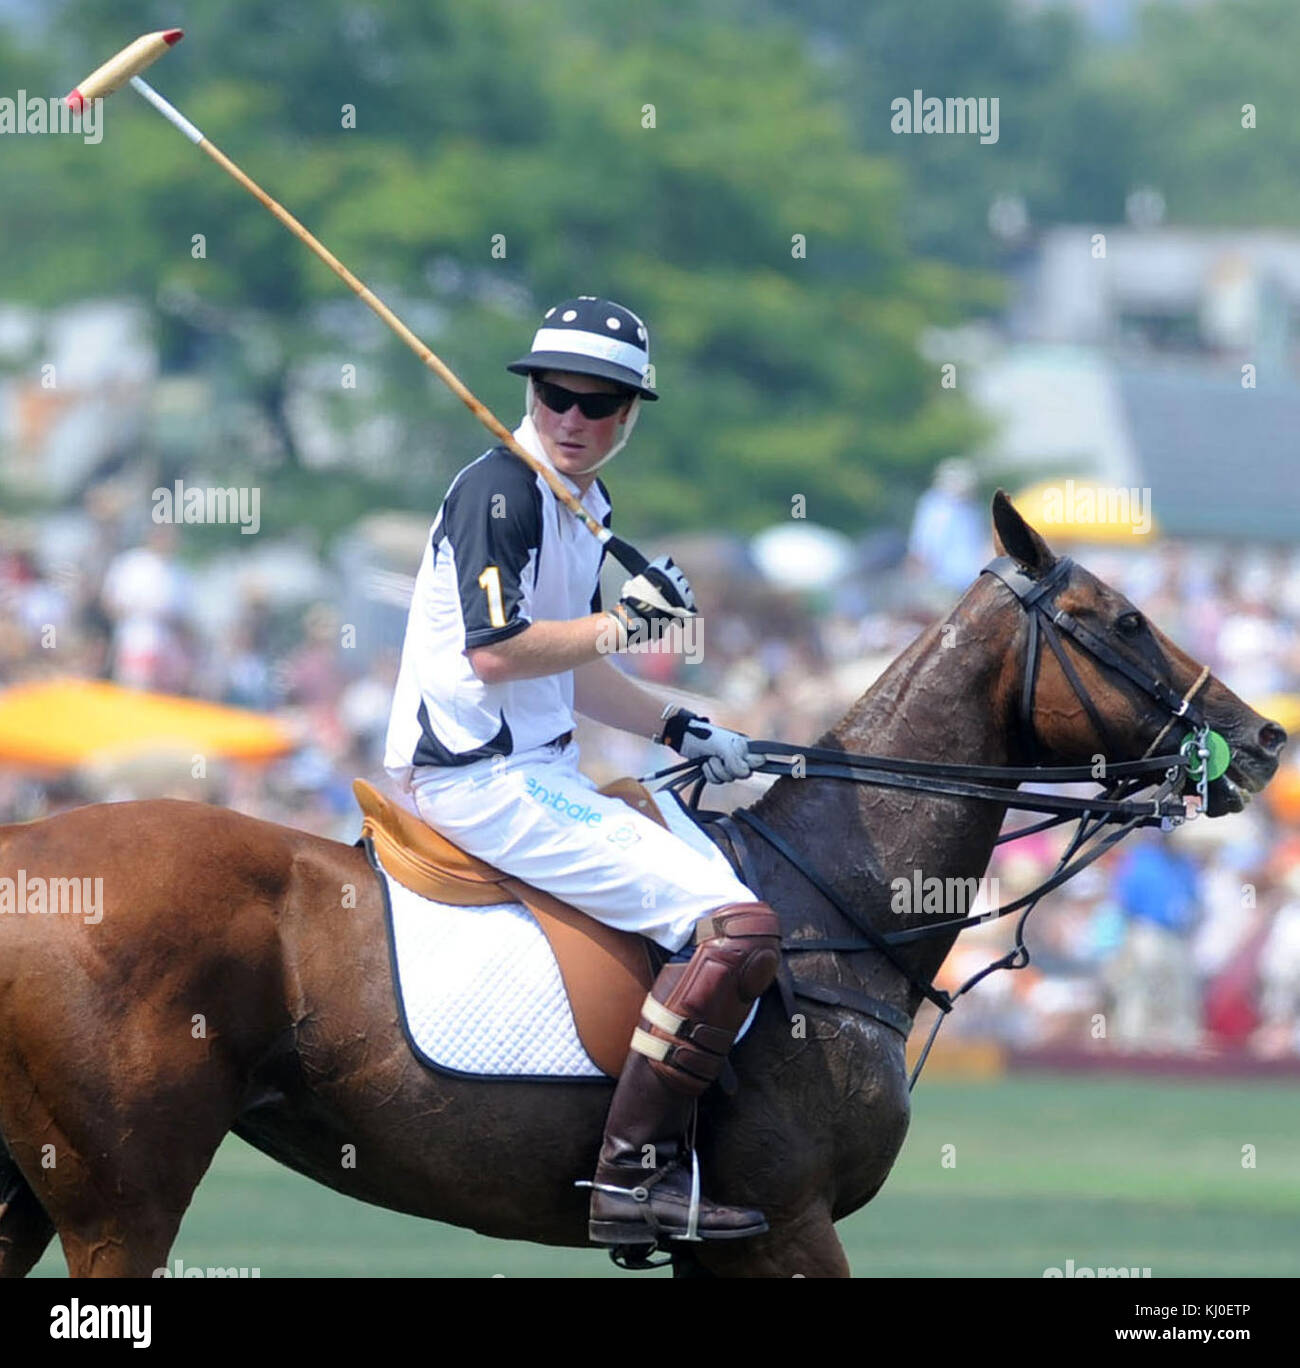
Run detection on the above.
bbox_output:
[46,1054,245,1279]
[0,1148,55,1278]
[0,802,297,1277]
[4,1069,240,1278]
[686,1204,851,1278]
[0,976,248,1277]
[49,1105,238,1278]
[671,1249,715,1277]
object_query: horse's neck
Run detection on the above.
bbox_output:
[750,577,1020,1005]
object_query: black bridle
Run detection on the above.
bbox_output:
[650,554,1219,1090]
[985,554,1209,765]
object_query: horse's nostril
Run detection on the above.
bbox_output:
[1259,722,1288,753]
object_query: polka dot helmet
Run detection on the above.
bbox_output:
[506,296,658,400]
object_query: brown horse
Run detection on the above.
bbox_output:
[0,495,1285,1277]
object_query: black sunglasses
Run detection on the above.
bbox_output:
[533,378,633,420]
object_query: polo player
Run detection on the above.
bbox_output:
[384,296,780,1247]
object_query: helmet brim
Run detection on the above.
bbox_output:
[507,353,657,401]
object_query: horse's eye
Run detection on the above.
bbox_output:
[1118,611,1144,636]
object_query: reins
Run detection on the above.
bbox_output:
[642,554,1223,1091]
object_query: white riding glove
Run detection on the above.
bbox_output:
[657,705,754,784]
[611,555,697,633]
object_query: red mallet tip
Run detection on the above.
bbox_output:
[163,29,184,46]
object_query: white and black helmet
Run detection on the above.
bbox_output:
[507,296,658,400]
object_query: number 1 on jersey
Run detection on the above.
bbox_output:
[478,565,507,628]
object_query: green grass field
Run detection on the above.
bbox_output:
[31,1073,1300,1277]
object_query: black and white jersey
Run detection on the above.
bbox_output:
[384,445,611,784]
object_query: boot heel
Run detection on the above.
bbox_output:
[687,1215,770,1241]
[590,1217,771,1244]
[588,1218,660,1245]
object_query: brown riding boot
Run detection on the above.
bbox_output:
[583,902,781,1246]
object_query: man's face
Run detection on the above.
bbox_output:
[531,370,634,482]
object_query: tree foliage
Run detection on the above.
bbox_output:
[8,0,1293,543]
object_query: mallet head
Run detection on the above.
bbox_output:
[67,28,183,113]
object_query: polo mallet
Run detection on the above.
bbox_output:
[67,30,653,577]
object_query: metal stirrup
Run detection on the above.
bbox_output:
[682,1105,703,1242]
[574,1179,651,1201]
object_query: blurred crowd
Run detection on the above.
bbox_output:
[2,466,1300,1060]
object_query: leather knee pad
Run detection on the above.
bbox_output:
[630,902,781,1095]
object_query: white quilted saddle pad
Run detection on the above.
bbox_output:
[376,790,757,1080]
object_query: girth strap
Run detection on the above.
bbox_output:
[785,979,913,1040]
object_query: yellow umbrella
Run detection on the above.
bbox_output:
[1011,478,1159,543]
[0,678,294,770]
[1254,694,1300,738]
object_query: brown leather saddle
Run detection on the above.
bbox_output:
[354,777,672,1077]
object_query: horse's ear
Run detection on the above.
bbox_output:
[991,489,1056,575]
